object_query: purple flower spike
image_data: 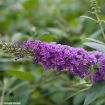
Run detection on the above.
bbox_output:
[19,40,101,78]
[10,40,105,83]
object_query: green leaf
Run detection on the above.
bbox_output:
[7,81,31,105]
[48,28,68,37]
[84,81,105,105]
[84,38,105,52]
[62,88,89,103]
[80,16,96,22]
[6,70,35,81]
[37,34,54,42]
[73,91,86,105]
[86,38,105,44]
[7,81,28,95]
[89,30,101,38]
[84,42,105,52]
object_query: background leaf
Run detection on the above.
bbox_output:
[84,81,105,105]
[84,38,105,52]
[6,70,35,81]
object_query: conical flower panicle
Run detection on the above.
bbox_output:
[1,39,105,83]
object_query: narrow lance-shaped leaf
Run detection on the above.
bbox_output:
[84,42,105,52]
[6,70,35,81]
[84,81,105,105]
[80,16,96,22]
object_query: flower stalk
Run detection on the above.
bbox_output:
[90,0,105,40]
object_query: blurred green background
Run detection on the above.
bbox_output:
[0,0,105,105]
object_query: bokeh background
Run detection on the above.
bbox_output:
[0,0,105,105]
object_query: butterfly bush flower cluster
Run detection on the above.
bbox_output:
[1,40,105,83]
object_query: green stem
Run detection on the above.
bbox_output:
[95,12,105,40]
[0,79,7,105]
[0,41,3,49]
